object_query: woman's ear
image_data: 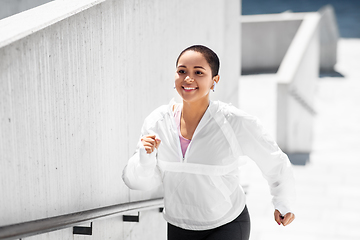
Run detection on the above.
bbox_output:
[211,75,220,91]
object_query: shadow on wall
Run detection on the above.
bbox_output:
[319,71,344,78]
[0,0,54,20]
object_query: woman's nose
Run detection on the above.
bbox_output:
[184,75,194,82]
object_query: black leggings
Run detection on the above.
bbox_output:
[167,206,251,240]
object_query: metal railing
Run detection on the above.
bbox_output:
[0,198,164,240]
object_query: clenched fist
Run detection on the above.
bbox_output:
[141,135,161,154]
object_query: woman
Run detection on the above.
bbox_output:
[123,45,295,240]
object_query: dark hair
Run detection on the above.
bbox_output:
[176,45,220,78]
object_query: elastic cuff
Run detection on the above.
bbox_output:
[274,203,293,216]
[139,145,157,167]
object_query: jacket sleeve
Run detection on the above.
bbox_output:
[236,115,296,215]
[122,120,163,191]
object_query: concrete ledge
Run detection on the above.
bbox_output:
[276,13,320,158]
[241,13,303,73]
[0,0,105,48]
[241,12,306,23]
[277,13,321,83]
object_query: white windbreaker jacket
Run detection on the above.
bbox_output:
[122,100,295,230]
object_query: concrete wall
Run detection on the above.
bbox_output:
[0,0,241,239]
[240,12,324,165]
[277,13,320,164]
[241,8,338,164]
[241,8,338,74]
[0,0,53,19]
[241,13,303,74]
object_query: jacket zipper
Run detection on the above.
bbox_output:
[182,105,213,163]
[169,104,186,162]
[170,102,213,163]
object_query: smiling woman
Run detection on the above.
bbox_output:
[123,45,296,240]
[175,49,219,110]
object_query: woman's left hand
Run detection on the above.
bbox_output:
[274,210,295,226]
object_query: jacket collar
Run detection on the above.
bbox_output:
[167,99,220,137]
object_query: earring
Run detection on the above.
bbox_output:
[212,82,216,92]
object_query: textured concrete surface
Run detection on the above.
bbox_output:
[242,39,360,240]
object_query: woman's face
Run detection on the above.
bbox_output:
[175,50,217,104]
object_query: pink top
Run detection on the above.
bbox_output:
[174,105,191,157]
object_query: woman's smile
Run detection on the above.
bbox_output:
[182,86,198,92]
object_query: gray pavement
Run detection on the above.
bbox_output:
[240,39,360,240]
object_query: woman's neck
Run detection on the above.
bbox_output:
[180,98,209,139]
[182,100,209,121]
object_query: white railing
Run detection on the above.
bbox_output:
[0,0,105,48]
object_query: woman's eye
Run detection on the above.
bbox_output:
[178,70,185,74]
[195,71,203,75]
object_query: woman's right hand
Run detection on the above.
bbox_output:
[274,210,295,226]
[141,135,161,154]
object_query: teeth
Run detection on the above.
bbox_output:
[184,87,196,90]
